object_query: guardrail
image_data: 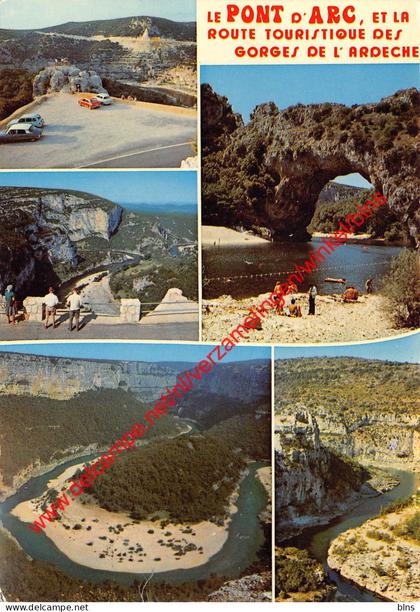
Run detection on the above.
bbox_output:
[0,295,198,324]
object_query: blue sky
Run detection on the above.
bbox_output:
[202,64,419,121]
[0,342,270,364]
[275,333,420,364]
[202,63,419,189]
[0,0,195,29]
[0,171,197,206]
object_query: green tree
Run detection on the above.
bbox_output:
[382,249,420,327]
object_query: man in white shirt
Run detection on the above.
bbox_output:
[42,287,59,329]
[67,288,82,332]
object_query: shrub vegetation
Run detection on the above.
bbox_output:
[0,69,34,120]
[382,249,420,327]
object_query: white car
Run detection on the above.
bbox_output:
[95,93,113,106]
[7,113,45,130]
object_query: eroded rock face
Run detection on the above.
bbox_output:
[33,65,108,96]
[0,352,270,409]
[275,357,420,470]
[275,411,368,540]
[0,352,176,401]
[0,18,197,100]
[0,187,122,294]
[208,573,272,602]
[202,85,420,245]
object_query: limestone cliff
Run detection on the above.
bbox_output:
[202,85,419,245]
[275,411,370,541]
[0,187,122,294]
[0,352,270,408]
[0,352,176,402]
[275,357,420,470]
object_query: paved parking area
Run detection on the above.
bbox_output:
[0,94,196,169]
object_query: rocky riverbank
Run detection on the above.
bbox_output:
[328,496,420,601]
[208,572,272,601]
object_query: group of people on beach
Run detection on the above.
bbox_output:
[2,285,82,331]
[273,282,318,318]
[272,277,374,319]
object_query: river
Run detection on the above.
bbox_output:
[287,469,418,602]
[0,438,268,585]
[203,239,403,300]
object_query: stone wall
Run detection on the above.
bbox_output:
[120,299,141,323]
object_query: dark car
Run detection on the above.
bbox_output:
[0,124,42,143]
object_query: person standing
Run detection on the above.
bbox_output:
[67,288,82,332]
[365,278,373,294]
[4,285,17,324]
[43,287,59,329]
[308,285,317,315]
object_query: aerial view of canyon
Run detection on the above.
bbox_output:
[0,0,418,606]
[0,171,199,340]
[201,63,419,344]
[0,0,197,168]
[274,335,419,602]
[0,342,272,602]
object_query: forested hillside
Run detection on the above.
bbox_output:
[0,69,34,120]
[276,357,419,416]
[308,189,407,241]
[0,390,179,486]
[92,434,245,522]
[208,412,271,461]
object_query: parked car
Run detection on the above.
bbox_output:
[78,97,101,110]
[0,124,42,143]
[95,93,113,105]
[7,113,45,129]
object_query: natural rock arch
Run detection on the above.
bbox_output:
[202,85,419,246]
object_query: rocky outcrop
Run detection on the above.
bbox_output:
[0,17,196,102]
[328,499,420,601]
[180,155,198,169]
[0,352,176,401]
[275,357,420,470]
[33,65,107,96]
[275,411,371,540]
[208,572,272,601]
[317,181,367,205]
[0,352,270,408]
[202,85,419,245]
[201,83,244,156]
[313,409,420,470]
[0,187,122,294]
